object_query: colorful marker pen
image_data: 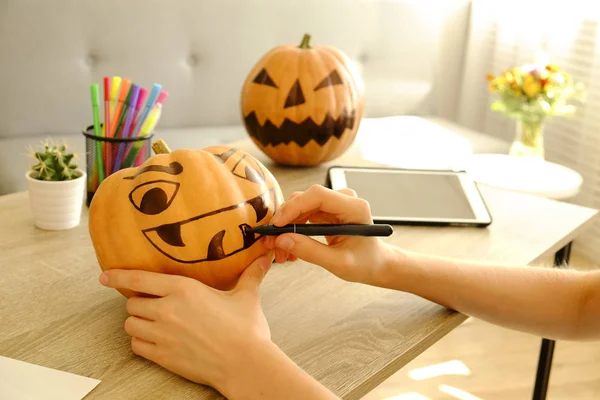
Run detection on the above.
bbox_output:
[111,86,142,172]
[130,83,161,138]
[110,77,121,109]
[129,88,148,137]
[102,77,110,137]
[140,91,168,136]
[110,78,131,137]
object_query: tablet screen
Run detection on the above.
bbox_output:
[344,170,476,219]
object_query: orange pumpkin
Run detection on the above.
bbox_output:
[89,143,283,298]
[241,33,365,166]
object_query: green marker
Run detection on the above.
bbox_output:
[90,84,105,184]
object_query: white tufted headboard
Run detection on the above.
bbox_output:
[0,0,471,194]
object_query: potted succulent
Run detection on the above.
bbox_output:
[26,139,86,230]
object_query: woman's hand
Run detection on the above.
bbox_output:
[265,185,394,286]
[98,255,274,395]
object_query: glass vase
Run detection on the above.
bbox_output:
[509,118,545,160]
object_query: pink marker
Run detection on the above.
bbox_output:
[134,90,169,166]
[129,88,148,137]
[153,90,169,112]
[137,90,168,137]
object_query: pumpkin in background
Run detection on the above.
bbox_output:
[241,33,365,166]
[89,141,283,298]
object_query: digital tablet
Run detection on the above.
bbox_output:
[326,166,492,227]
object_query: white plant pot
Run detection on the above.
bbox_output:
[26,170,86,230]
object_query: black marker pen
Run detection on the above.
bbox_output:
[251,224,393,237]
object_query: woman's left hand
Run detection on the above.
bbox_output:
[98,255,273,394]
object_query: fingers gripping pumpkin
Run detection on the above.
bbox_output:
[89,143,284,297]
[241,33,365,166]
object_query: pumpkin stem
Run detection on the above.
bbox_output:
[298,33,312,49]
[152,139,172,155]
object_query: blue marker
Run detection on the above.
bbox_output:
[130,83,162,137]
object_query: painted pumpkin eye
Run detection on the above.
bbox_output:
[252,68,278,88]
[209,148,265,184]
[213,147,237,163]
[314,70,344,90]
[129,180,180,215]
[232,155,266,185]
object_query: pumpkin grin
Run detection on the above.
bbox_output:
[89,144,285,295]
[141,189,274,264]
[240,34,365,166]
[243,108,357,147]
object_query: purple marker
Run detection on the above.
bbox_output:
[113,85,141,171]
[131,83,162,138]
[121,85,141,139]
[130,88,148,137]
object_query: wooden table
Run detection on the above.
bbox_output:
[1,138,597,400]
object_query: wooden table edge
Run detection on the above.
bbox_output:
[530,207,599,265]
[346,311,469,399]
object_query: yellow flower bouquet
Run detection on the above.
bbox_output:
[486,62,584,158]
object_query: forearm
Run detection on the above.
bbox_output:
[378,245,599,341]
[222,340,339,400]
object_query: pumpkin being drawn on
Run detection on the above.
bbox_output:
[89,140,283,298]
[241,33,365,166]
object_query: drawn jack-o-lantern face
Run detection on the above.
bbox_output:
[89,146,283,297]
[241,33,365,166]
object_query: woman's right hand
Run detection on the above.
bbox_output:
[264,185,394,286]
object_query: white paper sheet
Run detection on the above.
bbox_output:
[0,355,101,400]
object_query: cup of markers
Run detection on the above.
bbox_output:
[85,76,168,206]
